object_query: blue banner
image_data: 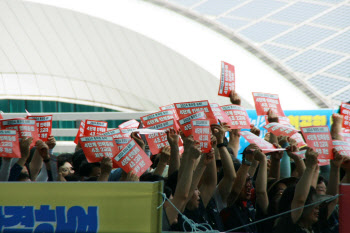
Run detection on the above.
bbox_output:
[235,109,333,159]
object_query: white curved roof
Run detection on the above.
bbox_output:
[162,0,350,107]
[0,0,246,111]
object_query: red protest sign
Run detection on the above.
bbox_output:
[145,119,182,155]
[74,120,85,144]
[178,111,207,137]
[0,130,20,158]
[74,120,108,144]
[252,92,285,116]
[210,103,233,127]
[1,119,39,147]
[191,120,212,153]
[27,115,52,142]
[291,133,307,148]
[292,150,330,165]
[218,61,235,97]
[100,128,125,139]
[80,136,119,163]
[118,119,140,129]
[264,123,299,137]
[339,184,350,233]
[174,100,217,124]
[141,110,178,130]
[300,126,333,161]
[113,139,152,177]
[340,132,350,143]
[239,131,284,153]
[159,104,179,120]
[85,120,108,136]
[220,104,250,129]
[265,116,292,127]
[115,137,132,152]
[340,103,350,129]
[333,140,350,157]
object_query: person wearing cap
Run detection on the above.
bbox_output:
[273,147,343,233]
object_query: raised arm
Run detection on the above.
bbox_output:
[153,146,170,176]
[199,149,217,207]
[212,124,236,204]
[291,147,318,223]
[228,129,240,158]
[166,129,180,177]
[30,140,50,181]
[326,149,343,218]
[227,144,256,206]
[286,145,306,178]
[165,136,200,224]
[131,132,145,151]
[253,149,268,215]
[97,157,113,181]
[331,113,344,141]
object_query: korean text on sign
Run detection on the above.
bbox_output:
[210,103,233,128]
[100,128,124,139]
[141,110,178,129]
[218,61,235,97]
[333,140,350,157]
[340,103,350,129]
[80,136,119,163]
[239,131,284,153]
[85,120,108,136]
[1,119,39,147]
[145,119,180,155]
[291,133,307,148]
[114,139,152,177]
[159,104,179,120]
[340,133,350,143]
[174,100,217,124]
[178,111,207,137]
[288,115,327,130]
[27,115,52,142]
[118,119,140,129]
[191,120,212,153]
[264,123,299,137]
[0,205,98,233]
[221,104,250,129]
[74,120,85,144]
[0,130,20,158]
[252,92,285,116]
[300,126,333,161]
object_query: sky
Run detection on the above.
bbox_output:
[26,0,319,109]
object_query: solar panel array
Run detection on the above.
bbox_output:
[167,0,350,105]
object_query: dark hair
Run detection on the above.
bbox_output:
[317,175,328,186]
[140,172,164,182]
[17,172,30,181]
[278,185,316,214]
[57,153,74,169]
[72,149,87,174]
[78,161,100,177]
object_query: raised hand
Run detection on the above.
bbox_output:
[250,124,260,137]
[46,135,56,150]
[166,128,179,147]
[267,109,279,123]
[230,90,241,106]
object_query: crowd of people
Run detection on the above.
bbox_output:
[0,91,348,233]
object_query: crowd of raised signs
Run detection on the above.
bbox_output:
[1,61,350,233]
